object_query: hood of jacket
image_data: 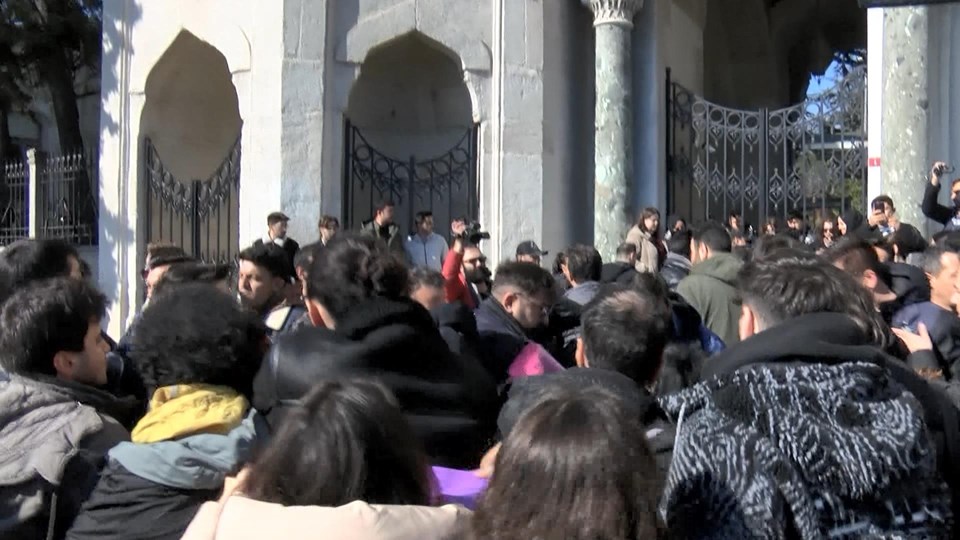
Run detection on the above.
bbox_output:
[254,296,499,468]
[888,261,931,308]
[663,252,692,273]
[687,252,741,286]
[600,262,635,284]
[0,374,128,488]
[182,498,470,540]
[660,312,953,538]
[107,410,265,491]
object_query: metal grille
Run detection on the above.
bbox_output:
[38,150,99,245]
[667,67,867,228]
[144,137,241,264]
[343,122,480,235]
[0,158,28,244]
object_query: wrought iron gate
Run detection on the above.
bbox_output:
[343,122,479,235]
[666,67,867,229]
[143,137,241,263]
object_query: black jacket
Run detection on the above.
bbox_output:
[660,253,692,290]
[253,297,499,469]
[68,413,263,540]
[474,297,537,381]
[923,181,960,230]
[599,262,637,286]
[498,368,674,475]
[663,312,960,537]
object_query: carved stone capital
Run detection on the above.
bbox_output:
[584,0,644,28]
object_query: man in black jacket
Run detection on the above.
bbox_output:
[253,211,300,268]
[660,229,692,290]
[498,284,674,474]
[0,279,130,540]
[549,244,603,366]
[661,249,958,538]
[922,161,960,232]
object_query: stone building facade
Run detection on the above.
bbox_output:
[99,0,874,335]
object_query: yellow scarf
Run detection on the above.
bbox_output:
[132,384,249,444]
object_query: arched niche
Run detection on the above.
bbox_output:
[347,32,473,157]
[140,31,242,182]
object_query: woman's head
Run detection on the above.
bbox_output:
[243,380,431,507]
[472,387,662,540]
[638,208,661,235]
[304,233,410,327]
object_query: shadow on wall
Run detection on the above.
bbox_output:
[97,1,142,324]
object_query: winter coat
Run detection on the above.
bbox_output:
[0,373,130,540]
[888,261,931,308]
[181,497,470,540]
[67,413,265,540]
[675,252,743,346]
[625,225,661,273]
[547,281,602,367]
[441,249,479,309]
[599,261,637,286]
[922,181,960,231]
[360,220,404,254]
[660,252,692,291]
[474,297,564,384]
[498,368,674,476]
[661,312,958,539]
[252,297,500,469]
[894,302,960,380]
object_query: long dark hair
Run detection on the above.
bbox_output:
[243,380,431,507]
[471,387,662,540]
[638,207,662,239]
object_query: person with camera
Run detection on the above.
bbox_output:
[922,161,960,232]
[441,219,490,309]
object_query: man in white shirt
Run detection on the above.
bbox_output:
[405,211,448,271]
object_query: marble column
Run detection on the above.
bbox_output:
[881,7,929,229]
[587,0,643,261]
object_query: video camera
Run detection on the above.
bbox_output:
[455,219,490,245]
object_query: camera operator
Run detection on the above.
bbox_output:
[922,161,960,232]
[441,219,490,309]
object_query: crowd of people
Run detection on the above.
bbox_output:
[3,161,960,538]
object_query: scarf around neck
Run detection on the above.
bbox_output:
[132,384,249,443]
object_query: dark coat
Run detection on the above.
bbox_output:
[599,262,637,286]
[546,282,602,368]
[894,302,960,380]
[661,312,960,538]
[922,181,960,230]
[660,253,692,290]
[474,297,537,381]
[67,414,263,540]
[498,368,674,476]
[0,374,130,540]
[253,297,499,469]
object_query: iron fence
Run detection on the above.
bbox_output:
[0,158,28,244]
[38,150,99,246]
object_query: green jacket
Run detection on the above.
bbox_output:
[359,219,404,254]
[676,252,743,346]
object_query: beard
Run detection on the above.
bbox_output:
[464,267,491,284]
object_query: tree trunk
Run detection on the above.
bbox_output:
[40,48,96,242]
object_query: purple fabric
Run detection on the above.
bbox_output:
[431,466,487,509]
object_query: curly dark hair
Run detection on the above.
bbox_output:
[305,232,409,322]
[128,283,268,398]
[0,239,80,304]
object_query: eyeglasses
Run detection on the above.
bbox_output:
[518,292,551,316]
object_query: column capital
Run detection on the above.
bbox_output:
[584,0,644,28]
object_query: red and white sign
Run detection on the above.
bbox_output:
[868,157,881,168]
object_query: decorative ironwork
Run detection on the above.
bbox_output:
[343,122,479,235]
[38,150,99,246]
[667,67,867,229]
[144,136,241,264]
[0,157,28,244]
